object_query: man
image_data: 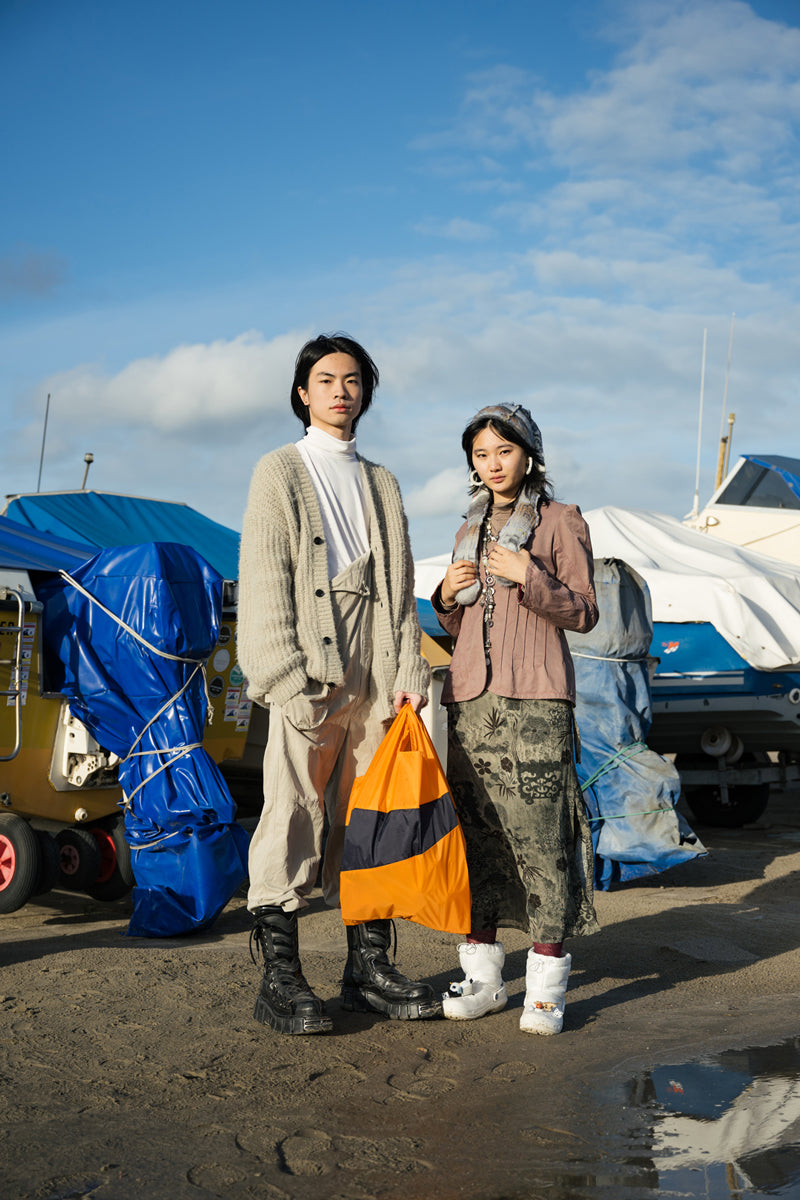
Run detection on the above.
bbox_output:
[237,332,439,1034]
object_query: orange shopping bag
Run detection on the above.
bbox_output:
[339,704,471,934]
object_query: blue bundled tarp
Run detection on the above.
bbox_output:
[38,541,249,935]
[566,558,705,889]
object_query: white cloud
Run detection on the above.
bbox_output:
[38,330,305,433]
[405,467,470,519]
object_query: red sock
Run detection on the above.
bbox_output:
[466,927,497,944]
[532,942,563,957]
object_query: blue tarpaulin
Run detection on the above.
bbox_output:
[5,491,240,580]
[38,541,249,935]
[566,558,705,889]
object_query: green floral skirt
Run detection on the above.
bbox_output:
[446,693,599,942]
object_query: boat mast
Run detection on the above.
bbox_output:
[690,328,707,520]
[714,314,736,490]
[36,393,51,492]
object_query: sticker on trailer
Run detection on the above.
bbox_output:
[212,648,231,672]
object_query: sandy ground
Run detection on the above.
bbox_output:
[2,788,800,1200]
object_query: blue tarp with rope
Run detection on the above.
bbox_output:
[567,558,705,890]
[38,541,249,935]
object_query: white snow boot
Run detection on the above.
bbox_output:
[520,949,571,1035]
[442,942,508,1021]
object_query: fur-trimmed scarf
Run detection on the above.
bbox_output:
[453,483,542,606]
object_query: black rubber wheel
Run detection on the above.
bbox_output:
[86,816,135,901]
[33,829,61,896]
[0,814,42,913]
[56,827,103,890]
[677,753,770,828]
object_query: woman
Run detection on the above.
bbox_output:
[432,402,599,1035]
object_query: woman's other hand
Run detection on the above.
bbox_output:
[441,560,477,607]
[394,691,427,714]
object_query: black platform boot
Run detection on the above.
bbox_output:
[250,905,332,1035]
[340,920,442,1020]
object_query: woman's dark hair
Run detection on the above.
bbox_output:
[290,333,379,432]
[461,413,553,500]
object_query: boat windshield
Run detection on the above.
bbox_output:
[717,458,800,509]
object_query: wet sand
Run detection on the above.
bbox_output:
[2,787,800,1199]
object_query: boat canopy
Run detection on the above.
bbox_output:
[4,491,240,580]
[586,506,800,671]
[0,513,94,573]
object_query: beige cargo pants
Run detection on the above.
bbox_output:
[247,552,387,913]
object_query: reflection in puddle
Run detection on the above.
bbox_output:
[638,1039,800,1196]
[526,1039,800,1198]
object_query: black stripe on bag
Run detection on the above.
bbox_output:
[341,793,458,871]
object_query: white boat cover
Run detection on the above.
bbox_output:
[414,555,452,603]
[585,506,800,671]
[415,508,800,671]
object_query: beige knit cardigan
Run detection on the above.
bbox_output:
[237,444,430,718]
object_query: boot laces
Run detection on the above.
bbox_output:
[248,926,263,968]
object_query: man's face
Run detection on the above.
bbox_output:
[297,352,363,440]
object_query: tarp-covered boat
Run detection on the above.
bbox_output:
[586,506,800,825]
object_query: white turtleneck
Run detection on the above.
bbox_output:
[296,425,370,580]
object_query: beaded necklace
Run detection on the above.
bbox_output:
[479,499,516,652]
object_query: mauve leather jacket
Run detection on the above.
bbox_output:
[432,499,598,704]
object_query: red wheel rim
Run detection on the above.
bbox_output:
[90,828,117,883]
[0,833,16,892]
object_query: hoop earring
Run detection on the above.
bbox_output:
[470,469,482,487]
[526,457,534,475]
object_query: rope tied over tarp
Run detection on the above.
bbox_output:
[581,740,674,823]
[59,569,213,809]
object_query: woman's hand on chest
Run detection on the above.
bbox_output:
[486,544,531,585]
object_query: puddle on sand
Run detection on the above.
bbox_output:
[521,1038,800,1199]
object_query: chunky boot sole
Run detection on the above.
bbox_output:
[341,985,443,1021]
[253,993,333,1035]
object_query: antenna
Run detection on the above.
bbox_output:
[690,329,707,520]
[723,412,735,478]
[81,452,94,490]
[37,393,51,492]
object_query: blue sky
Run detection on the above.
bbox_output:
[2,0,799,557]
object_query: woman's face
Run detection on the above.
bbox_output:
[471,424,528,503]
[297,352,363,440]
